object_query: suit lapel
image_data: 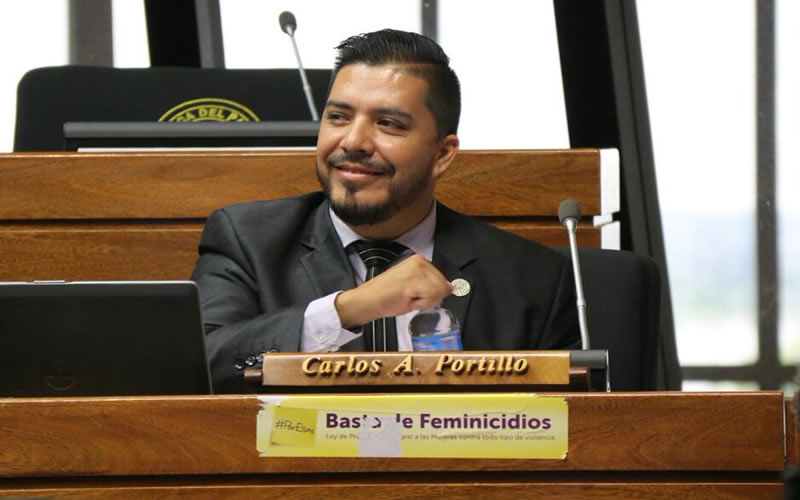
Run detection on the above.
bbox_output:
[432,203,477,335]
[298,202,356,300]
[298,202,366,351]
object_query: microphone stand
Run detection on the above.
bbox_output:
[286,30,319,121]
[279,11,319,121]
[563,216,590,350]
[559,199,591,350]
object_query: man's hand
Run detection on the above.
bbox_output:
[335,255,453,328]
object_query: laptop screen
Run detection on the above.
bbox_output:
[0,280,212,397]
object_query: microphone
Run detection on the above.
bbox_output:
[278,11,319,121]
[558,199,590,350]
[278,11,296,36]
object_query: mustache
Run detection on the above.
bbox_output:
[326,153,395,175]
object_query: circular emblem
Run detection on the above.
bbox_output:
[158,97,260,122]
[451,278,471,297]
[43,359,77,392]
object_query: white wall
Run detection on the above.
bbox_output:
[0,0,68,152]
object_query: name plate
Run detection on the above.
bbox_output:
[256,393,568,459]
[250,351,571,387]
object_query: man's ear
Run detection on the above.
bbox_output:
[432,134,460,180]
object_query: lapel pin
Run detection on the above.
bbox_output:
[451,278,471,297]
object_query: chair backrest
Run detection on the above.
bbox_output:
[557,248,662,390]
[14,66,332,151]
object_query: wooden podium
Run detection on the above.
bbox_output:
[0,392,788,498]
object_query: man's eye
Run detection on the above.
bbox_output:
[378,119,405,130]
[326,112,348,122]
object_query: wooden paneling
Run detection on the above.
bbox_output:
[438,149,603,216]
[0,223,600,281]
[0,393,785,497]
[0,150,603,219]
[0,151,312,220]
[0,222,202,281]
[0,149,612,281]
[0,392,784,478]
[788,397,799,466]
[498,222,601,248]
[0,474,783,499]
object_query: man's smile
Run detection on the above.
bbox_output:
[327,156,396,184]
[334,162,384,175]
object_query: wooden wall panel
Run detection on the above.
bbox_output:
[0,150,604,219]
[0,223,201,281]
[0,149,614,284]
[0,223,600,281]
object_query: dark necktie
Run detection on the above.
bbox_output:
[350,240,407,352]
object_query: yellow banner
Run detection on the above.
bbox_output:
[257,394,567,459]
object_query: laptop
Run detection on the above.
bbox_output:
[0,280,212,397]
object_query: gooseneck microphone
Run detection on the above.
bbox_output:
[558,199,590,350]
[278,11,296,36]
[278,11,319,121]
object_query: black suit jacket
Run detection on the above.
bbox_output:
[192,192,580,392]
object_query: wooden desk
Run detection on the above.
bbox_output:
[0,392,786,498]
[788,397,799,467]
[0,149,618,281]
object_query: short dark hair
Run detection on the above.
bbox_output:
[331,29,461,139]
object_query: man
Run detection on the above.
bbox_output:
[192,29,580,393]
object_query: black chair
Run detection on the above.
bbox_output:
[557,248,663,390]
[14,65,332,151]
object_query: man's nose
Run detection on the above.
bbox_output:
[340,119,375,155]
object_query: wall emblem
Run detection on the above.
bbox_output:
[158,97,260,122]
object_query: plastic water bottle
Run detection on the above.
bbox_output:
[408,306,463,351]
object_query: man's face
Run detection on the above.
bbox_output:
[316,63,455,228]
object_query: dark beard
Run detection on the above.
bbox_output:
[316,152,435,226]
[331,196,397,226]
[316,164,401,225]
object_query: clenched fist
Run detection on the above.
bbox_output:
[335,254,453,328]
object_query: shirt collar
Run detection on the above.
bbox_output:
[329,201,436,257]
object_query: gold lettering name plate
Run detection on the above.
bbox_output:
[249,351,571,387]
[257,393,568,459]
